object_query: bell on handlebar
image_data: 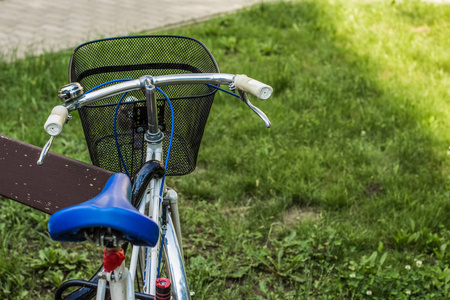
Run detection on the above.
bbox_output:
[58,83,84,102]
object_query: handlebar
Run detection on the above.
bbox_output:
[61,74,272,112]
[44,73,272,136]
[39,73,272,165]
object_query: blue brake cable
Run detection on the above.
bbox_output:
[92,80,236,279]
[84,81,237,178]
[155,85,236,277]
[110,85,175,278]
[83,79,135,176]
[113,92,131,177]
[207,84,241,98]
[84,79,134,94]
[155,87,174,278]
[112,88,175,181]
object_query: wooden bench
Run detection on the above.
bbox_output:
[0,134,114,214]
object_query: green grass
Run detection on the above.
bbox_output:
[1,0,450,298]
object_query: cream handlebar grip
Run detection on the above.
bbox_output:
[234,75,273,100]
[44,105,68,136]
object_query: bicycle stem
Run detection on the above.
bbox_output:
[143,81,164,143]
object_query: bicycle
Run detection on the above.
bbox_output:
[37,35,273,300]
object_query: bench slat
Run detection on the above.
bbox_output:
[0,134,114,215]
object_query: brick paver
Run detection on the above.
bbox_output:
[1,0,449,58]
[0,0,267,57]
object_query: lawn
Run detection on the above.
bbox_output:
[1,0,450,299]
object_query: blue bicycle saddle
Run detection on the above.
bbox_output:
[48,173,159,247]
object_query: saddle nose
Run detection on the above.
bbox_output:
[48,173,159,247]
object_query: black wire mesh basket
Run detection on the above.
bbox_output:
[69,35,220,177]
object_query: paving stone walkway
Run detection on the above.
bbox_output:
[0,0,448,58]
[0,0,267,57]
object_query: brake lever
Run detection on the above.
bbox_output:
[37,135,55,166]
[237,90,271,128]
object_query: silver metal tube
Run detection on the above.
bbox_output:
[165,214,190,300]
[63,73,236,111]
[37,135,54,165]
[167,189,183,258]
[129,196,148,283]
[96,278,107,300]
[144,83,160,135]
[64,79,142,111]
[125,268,136,300]
[152,73,235,86]
[171,204,183,258]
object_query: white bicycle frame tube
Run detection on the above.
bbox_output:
[109,263,127,300]
[129,197,147,283]
[128,142,164,296]
[128,135,190,299]
[96,278,107,300]
[147,144,163,296]
[96,262,135,300]
[164,214,190,299]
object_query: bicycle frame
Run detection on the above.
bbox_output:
[42,72,272,300]
[99,82,189,299]
[137,145,188,298]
